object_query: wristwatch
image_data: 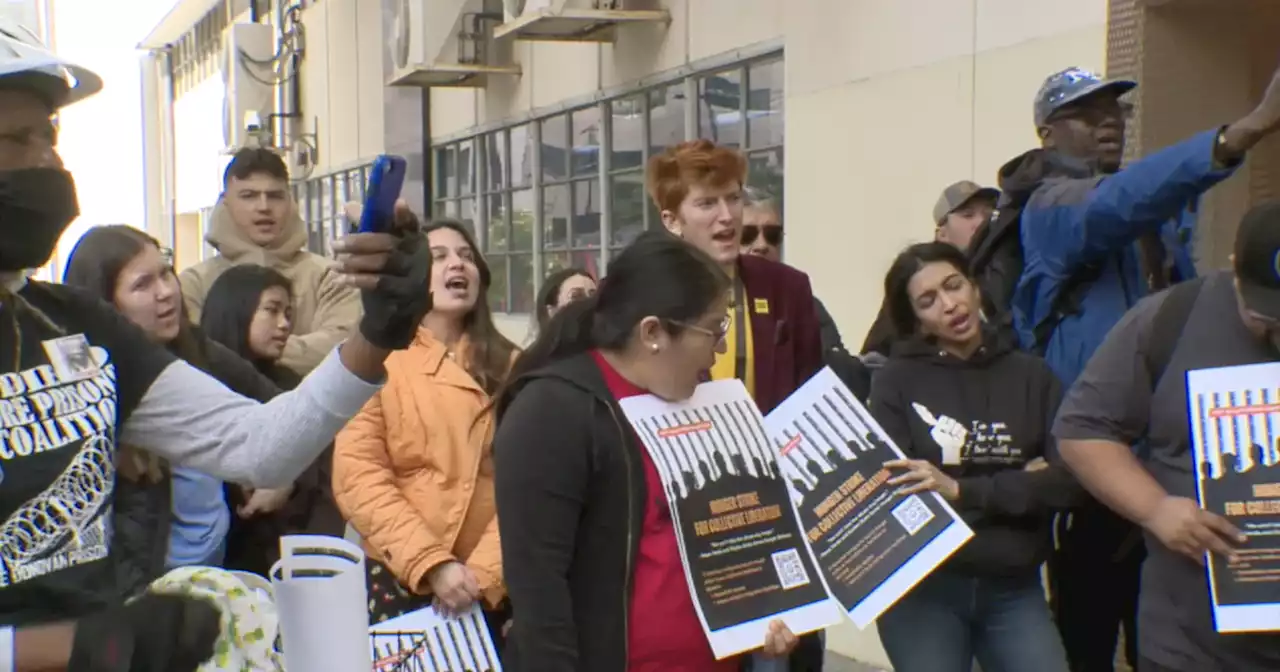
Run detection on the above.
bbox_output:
[1213,125,1243,169]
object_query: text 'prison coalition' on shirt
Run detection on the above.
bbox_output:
[0,281,380,630]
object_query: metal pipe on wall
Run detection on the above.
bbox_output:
[159,49,177,250]
[139,49,177,249]
[273,0,302,154]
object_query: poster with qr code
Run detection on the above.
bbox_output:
[762,368,973,629]
[619,381,845,659]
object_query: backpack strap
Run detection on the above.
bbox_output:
[1029,260,1106,355]
[1143,276,1205,386]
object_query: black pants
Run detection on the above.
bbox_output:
[1048,507,1143,672]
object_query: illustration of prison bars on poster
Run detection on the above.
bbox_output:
[369,605,501,672]
[630,395,780,502]
[1188,385,1280,481]
[765,372,894,506]
[626,373,898,508]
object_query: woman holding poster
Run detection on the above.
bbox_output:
[868,242,1080,672]
[492,232,797,671]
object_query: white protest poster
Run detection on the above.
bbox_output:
[1187,362,1280,633]
[762,367,973,628]
[618,379,843,659]
[370,604,502,672]
[270,535,372,672]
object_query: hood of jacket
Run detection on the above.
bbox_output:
[996,148,1096,208]
[497,350,613,424]
[204,199,310,269]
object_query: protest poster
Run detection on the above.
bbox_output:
[370,604,502,672]
[618,380,844,659]
[1188,362,1280,633]
[762,368,973,628]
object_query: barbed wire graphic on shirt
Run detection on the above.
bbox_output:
[0,433,114,571]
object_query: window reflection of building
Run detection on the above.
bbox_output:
[431,53,785,315]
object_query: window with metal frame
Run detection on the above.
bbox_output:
[431,53,784,315]
[292,162,376,255]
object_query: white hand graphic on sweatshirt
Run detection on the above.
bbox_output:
[911,402,967,466]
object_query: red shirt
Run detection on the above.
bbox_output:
[591,351,738,672]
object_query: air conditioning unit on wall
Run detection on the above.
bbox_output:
[495,0,665,43]
[222,22,276,151]
[390,0,521,87]
[502,0,620,24]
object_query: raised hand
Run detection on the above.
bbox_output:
[334,200,432,351]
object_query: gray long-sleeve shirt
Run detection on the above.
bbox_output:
[0,281,379,646]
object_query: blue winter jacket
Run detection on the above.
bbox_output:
[1012,129,1239,388]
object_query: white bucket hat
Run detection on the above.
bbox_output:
[0,18,102,108]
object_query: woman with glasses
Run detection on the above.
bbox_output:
[493,231,797,671]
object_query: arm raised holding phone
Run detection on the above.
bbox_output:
[4,195,431,672]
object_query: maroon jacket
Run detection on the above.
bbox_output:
[737,254,824,413]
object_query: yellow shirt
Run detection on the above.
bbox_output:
[710,280,756,398]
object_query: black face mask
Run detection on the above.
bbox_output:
[0,168,79,272]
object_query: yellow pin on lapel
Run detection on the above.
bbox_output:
[753,298,770,315]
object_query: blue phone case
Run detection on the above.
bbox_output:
[358,155,408,233]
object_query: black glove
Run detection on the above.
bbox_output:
[69,593,221,672]
[358,227,433,350]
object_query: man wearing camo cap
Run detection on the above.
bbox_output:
[932,180,999,252]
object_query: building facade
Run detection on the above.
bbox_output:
[136,7,1105,663]
[141,0,1125,355]
[138,0,1280,665]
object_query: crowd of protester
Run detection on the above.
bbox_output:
[4,13,1280,672]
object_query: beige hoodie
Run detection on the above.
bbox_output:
[179,200,361,374]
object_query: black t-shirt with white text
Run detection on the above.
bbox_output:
[0,282,173,625]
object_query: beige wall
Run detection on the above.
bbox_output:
[296,0,386,175]
[429,0,785,137]
[785,0,1107,352]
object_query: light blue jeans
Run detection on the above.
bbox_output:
[877,570,1068,672]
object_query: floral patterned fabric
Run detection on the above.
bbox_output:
[148,566,284,671]
[366,560,432,624]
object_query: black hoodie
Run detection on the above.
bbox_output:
[868,329,1081,577]
[493,352,647,672]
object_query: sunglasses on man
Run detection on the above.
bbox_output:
[741,225,783,247]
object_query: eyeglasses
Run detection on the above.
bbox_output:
[669,315,731,342]
[741,225,783,247]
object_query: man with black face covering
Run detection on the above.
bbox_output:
[1003,63,1280,671]
[0,20,434,672]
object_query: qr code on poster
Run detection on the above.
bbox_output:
[771,548,810,590]
[892,495,935,535]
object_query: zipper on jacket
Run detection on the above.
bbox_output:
[604,400,635,669]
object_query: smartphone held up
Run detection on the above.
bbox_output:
[357,154,408,234]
